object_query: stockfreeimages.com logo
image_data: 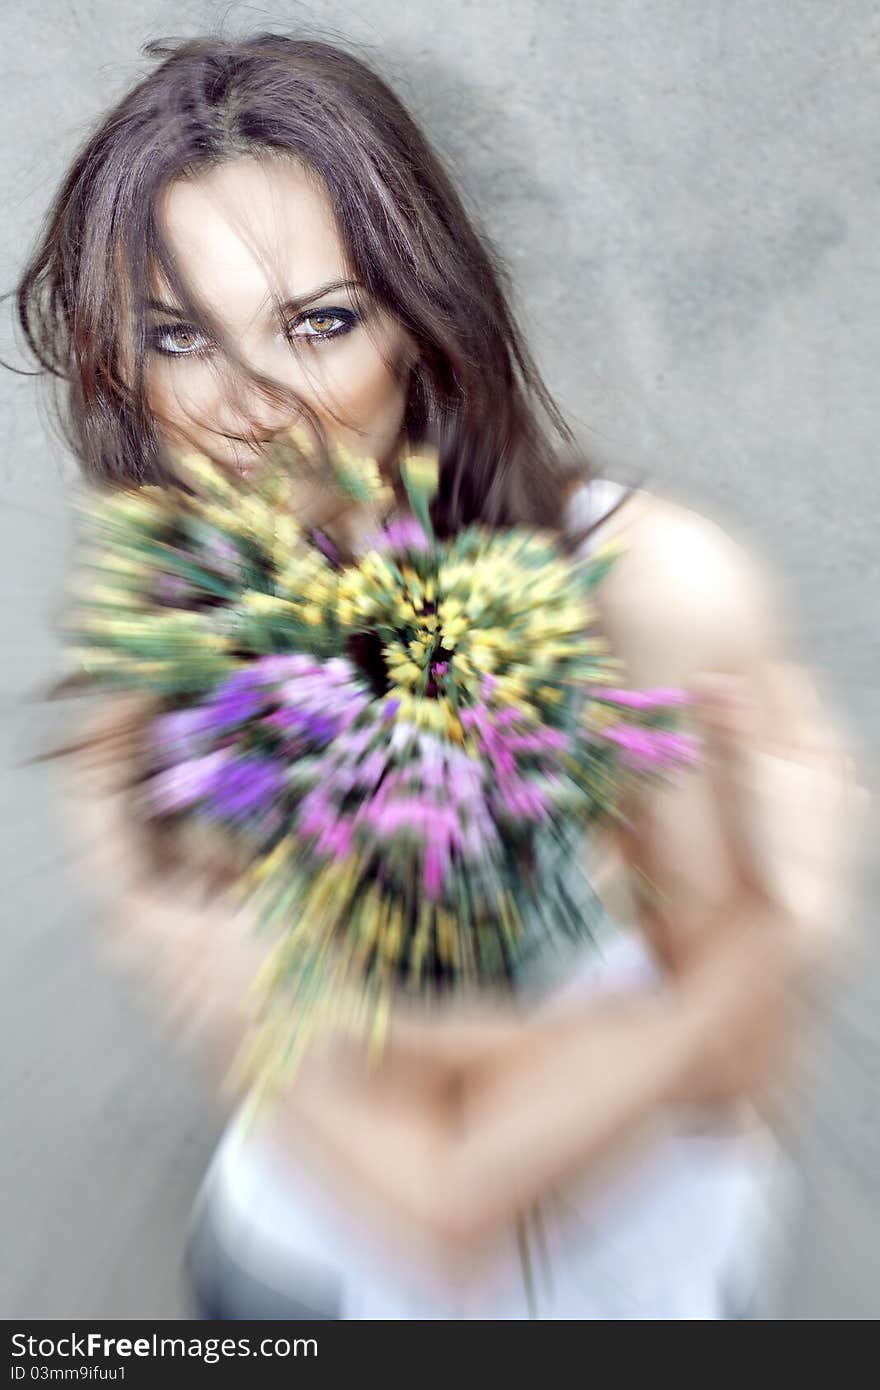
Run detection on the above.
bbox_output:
[11,1333,317,1366]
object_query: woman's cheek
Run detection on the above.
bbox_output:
[146,359,222,445]
[304,331,410,457]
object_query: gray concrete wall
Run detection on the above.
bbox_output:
[2,1,877,1318]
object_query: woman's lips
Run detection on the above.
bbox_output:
[226,449,266,479]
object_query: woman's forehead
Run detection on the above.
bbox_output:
[151,157,350,321]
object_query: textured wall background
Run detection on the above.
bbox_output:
[1,1,877,1318]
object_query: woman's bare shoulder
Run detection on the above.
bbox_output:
[590,483,787,686]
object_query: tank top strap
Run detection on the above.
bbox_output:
[564,475,632,556]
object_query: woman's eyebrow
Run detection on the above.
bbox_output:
[278,277,363,315]
[145,278,363,319]
[146,297,185,315]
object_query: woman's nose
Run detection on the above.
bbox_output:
[226,375,299,443]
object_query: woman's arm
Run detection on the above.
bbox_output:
[278,892,802,1262]
[274,500,869,1258]
[60,501,868,1266]
[594,496,868,972]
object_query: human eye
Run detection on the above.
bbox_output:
[286,306,358,345]
[147,322,214,358]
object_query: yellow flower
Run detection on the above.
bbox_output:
[177,452,237,499]
[390,661,423,688]
[582,700,620,731]
[400,448,440,492]
[78,582,138,608]
[493,672,527,701]
[445,708,465,743]
[391,692,416,722]
[381,906,404,962]
[435,909,459,966]
[286,422,318,461]
[385,641,411,665]
[440,622,467,650]
[95,553,146,577]
[251,839,293,887]
[80,615,142,638]
[438,597,464,622]
[241,590,294,615]
[270,515,302,564]
[95,488,166,527]
[356,887,385,951]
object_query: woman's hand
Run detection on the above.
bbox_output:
[58,693,280,1072]
[690,660,871,967]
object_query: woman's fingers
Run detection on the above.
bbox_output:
[753,662,849,766]
[695,662,832,756]
[692,662,870,946]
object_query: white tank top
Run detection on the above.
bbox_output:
[190,479,797,1318]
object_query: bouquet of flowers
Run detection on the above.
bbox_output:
[64,428,701,1114]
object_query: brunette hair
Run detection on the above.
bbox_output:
[13,29,640,540]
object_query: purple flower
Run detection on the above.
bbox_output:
[201,534,241,579]
[204,755,286,823]
[151,707,217,760]
[202,667,273,730]
[424,841,445,899]
[309,529,341,565]
[208,688,265,729]
[501,780,551,820]
[315,816,354,859]
[365,516,431,554]
[157,573,191,604]
[254,653,321,680]
[266,706,343,747]
[605,723,700,770]
[505,728,569,754]
[147,749,233,813]
[595,686,694,709]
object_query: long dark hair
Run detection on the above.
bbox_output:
[13,29,641,538]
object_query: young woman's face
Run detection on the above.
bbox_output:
[143,156,418,481]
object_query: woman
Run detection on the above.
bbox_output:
[15,32,868,1318]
